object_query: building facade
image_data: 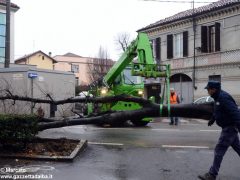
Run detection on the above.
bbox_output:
[139,0,240,104]
[15,50,57,70]
[54,53,115,86]
[0,1,19,63]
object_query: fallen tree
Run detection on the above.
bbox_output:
[38,102,213,131]
[0,94,213,133]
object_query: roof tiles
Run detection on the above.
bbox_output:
[138,0,240,31]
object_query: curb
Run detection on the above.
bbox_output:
[0,139,88,161]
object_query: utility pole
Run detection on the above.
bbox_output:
[192,0,197,100]
[4,0,10,68]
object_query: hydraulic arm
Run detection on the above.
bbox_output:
[87,32,171,126]
[103,33,156,86]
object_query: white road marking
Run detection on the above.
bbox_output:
[63,125,88,129]
[88,142,124,146]
[91,128,135,130]
[152,128,220,133]
[199,130,221,132]
[182,123,206,126]
[162,145,209,149]
[151,128,180,131]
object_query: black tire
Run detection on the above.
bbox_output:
[130,119,149,127]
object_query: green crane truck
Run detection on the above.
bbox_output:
[87,32,171,126]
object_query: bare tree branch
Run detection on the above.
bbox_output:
[115,32,132,52]
[0,94,151,106]
[87,46,113,84]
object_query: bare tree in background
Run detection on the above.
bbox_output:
[115,32,132,52]
[97,46,109,60]
[87,46,114,84]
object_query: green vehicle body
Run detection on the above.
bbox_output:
[88,33,170,126]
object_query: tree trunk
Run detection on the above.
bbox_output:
[38,103,213,131]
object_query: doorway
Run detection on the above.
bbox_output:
[170,73,193,104]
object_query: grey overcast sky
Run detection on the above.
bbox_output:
[12,0,214,60]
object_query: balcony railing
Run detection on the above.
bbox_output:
[162,49,240,70]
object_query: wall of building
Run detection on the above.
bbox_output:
[54,55,93,86]
[195,64,240,103]
[0,67,75,117]
[27,52,54,70]
[145,4,240,104]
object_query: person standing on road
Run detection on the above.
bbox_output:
[198,80,240,180]
[169,88,180,125]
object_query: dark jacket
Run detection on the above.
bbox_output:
[212,90,240,128]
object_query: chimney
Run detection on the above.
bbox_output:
[48,52,52,57]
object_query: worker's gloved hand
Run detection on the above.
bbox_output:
[208,117,215,126]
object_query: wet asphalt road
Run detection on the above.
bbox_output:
[0,118,240,180]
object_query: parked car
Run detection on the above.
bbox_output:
[78,91,89,98]
[193,96,214,104]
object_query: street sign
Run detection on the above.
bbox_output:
[28,72,38,78]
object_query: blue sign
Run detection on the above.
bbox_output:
[28,72,38,78]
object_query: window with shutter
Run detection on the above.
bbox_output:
[173,33,183,58]
[215,22,221,52]
[183,31,188,57]
[167,34,173,59]
[201,23,221,53]
[201,26,208,53]
[167,31,189,59]
[155,37,161,62]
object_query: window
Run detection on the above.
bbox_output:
[0,36,5,47]
[71,64,79,73]
[209,75,221,82]
[0,13,6,24]
[0,57,4,63]
[0,47,4,57]
[42,56,45,60]
[0,25,5,36]
[167,31,188,59]
[0,13,6,62]
[201,23,220,53]
[167,34,173,59]
[174,33,183,58]
[154,37,161,63]
[123,68,142,85]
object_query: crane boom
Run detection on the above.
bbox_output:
[103,33,154,86]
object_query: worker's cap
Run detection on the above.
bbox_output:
[170,88,174,91]
[204,81,221,90]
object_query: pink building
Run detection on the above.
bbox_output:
[54,53,114,86]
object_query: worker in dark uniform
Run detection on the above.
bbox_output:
[198,81,240,180]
